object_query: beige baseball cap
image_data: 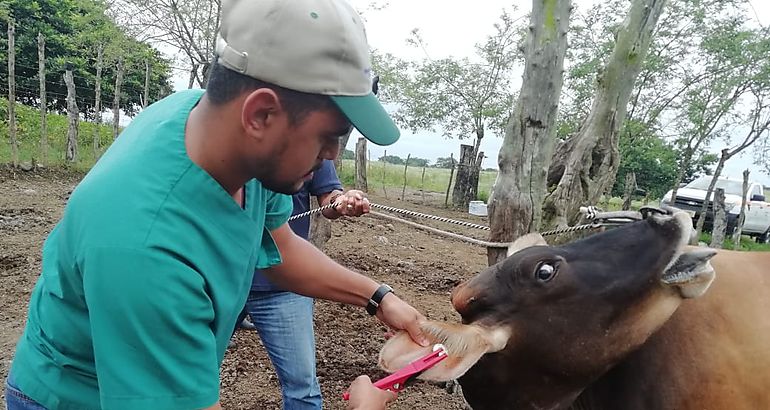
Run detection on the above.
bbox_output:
[216,0,400,146]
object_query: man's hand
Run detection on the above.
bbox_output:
[346,375,396,410]
[376,293,429,347]
[334,190,370,217]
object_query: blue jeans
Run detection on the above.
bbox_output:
[245,290,322,410]
[5,374,47,410]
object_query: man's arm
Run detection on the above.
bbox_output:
[263,224,427,345]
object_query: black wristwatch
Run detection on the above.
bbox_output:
[366,284,393,316]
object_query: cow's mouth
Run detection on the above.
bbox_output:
[658,211,717,298]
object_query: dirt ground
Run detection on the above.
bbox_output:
[0,167,491,409]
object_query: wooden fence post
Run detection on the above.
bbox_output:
[38,32,48,165]
[421,166,426,204]
[64,64,79,162]
[622,172,636,210]
[7,21,19,167]
[355,137,368,191]
[709,188,726,249]
[94,44,104,157]
[381,149,388,198]
[401,153,411,200]
[732,169,750,249]
[445,153,455,208]
[112,57,124,140]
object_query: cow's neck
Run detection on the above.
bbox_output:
[460,357,596,410]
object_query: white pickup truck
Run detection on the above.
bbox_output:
[660,176,770,243]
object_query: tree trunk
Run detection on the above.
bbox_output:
[64,66,79,162]
[732,169,749,249]
[543,0,667,229]
[401,154,411,200]
[335,129,354,173]
[692,149,728,244]
[188,63,198,89]
[445,153,455,207]
[709,188,726,248]
[143,59,151,108]
[309,196,332,249]
[452,144,475,209]
[355,138,368,191]
[7,21,19,167]
[468,151,484,203]
[487,0,571,265]
[38,32,48,165]
[112,57,124,140]
[622,172,636,210]
[94,44,104,157]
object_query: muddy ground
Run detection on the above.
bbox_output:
[0,168,491,409]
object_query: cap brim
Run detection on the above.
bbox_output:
[331,93,400,146]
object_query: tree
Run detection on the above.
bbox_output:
[487,0,571,265]
[543,0,668,229]
[0,0,173,116]
[373,11,520,208]
[612,123,679,200]
[379,154,404,165]
[433,156,455,169]
[110,0,220,88]
[406,157,430,167]
[692,67,770,242]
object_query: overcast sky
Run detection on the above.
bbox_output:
[169,0,770,184]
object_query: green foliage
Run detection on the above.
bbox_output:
[0,0,173,116]
[698,232,770,252]
[0,97,112,167]
[340,149,354,160]
[613,122,679,199]
[406,157,430,167]
[379,154,404,165]
[433,156,455,169]
[377,155,431,168]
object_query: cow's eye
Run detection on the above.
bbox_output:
[535,262,557,282]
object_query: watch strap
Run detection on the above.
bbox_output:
[366,284,393,316]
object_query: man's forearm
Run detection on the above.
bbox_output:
[263,224,378,306]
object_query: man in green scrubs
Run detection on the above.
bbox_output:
[6,0,426,409]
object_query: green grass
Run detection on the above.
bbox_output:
[1,98,113,172]
[698,232,770,252]
[337,159,497,200]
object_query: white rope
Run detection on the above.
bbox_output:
[290,202,628,248]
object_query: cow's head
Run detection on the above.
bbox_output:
[380,211,716,409]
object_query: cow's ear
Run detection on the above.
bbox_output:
[507,233,548,257]
[378,322,508,382]
[661,248,717,298]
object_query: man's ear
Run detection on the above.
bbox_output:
[241,88,284,138]
[378,321,509,381]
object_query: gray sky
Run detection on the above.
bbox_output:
[345,0,770,185]
[168,0,770,185]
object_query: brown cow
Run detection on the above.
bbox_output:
[380,212,770,410]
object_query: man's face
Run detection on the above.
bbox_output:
[258,106,351,195]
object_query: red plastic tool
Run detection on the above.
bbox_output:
[342,343,447,401]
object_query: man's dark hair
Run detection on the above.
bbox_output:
[206,62,336,124]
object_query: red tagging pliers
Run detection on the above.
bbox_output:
[343,343,448,401]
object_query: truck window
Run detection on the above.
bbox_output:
[753,185,762,197]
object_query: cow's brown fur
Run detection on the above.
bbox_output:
[572,249,770,410]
